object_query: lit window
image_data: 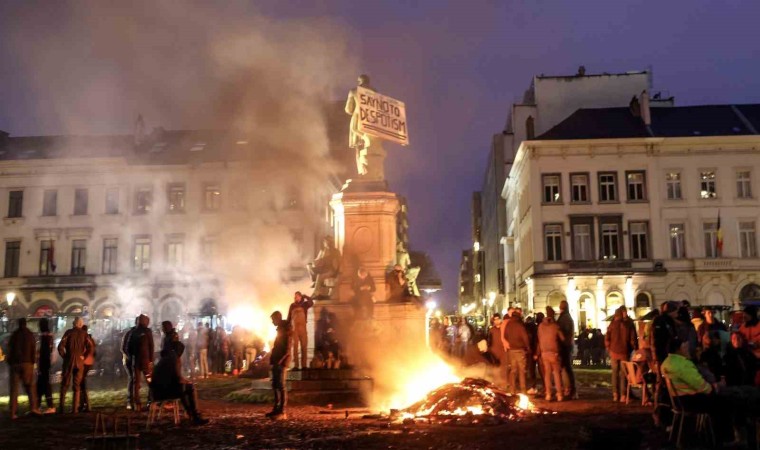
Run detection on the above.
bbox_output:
[626,171,646,201]
[601,223,620,259]
[203,184,221,211]
[542,174,561,203]
[133,237,151,271]
[700,171,717,199]
[670,224,685,259]
[703,223,718,258]
[666,172,682,200]
[167,183,186,213]
[135,188,152,214]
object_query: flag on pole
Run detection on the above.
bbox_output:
[716,211,723,257]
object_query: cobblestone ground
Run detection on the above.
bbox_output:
[0,373,671,450]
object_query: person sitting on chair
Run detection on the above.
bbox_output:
[151,324,208,426]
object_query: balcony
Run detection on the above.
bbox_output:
[23,274,97,288]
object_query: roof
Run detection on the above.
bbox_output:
[537,104,760,141]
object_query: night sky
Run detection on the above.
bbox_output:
[1,1,760,309]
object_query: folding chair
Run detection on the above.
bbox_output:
[662,375,715,449]
[622,361,650,406]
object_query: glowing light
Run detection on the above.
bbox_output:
[517,393,531,410]
[473,241,480,252]
[5,292,15,306]
[425,300,437,310]
[227,304,277,348]
[377,355,459,411]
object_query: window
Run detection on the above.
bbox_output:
[74,188,88,215]
[598,172,617,202]
[102,238,117,274]
[203,184,221,211]
[542,174,561,204]
[105,188,119,214]
[572,223,593,260]
[635,292,651,309]
[135,188,152,214]
[133,237,151,271]
[544,224,563,261]
[666,172,682,200]
[39,240,54,275]
[42,189,57,216]
[166,237,184,268]
[626,171,646,201]
[570,173,589,203]
[70,240,86,275]
[8,190,23,218]
[739,221,757,258]
[630,222,649,260]
[700,171,717,199]
[167,183,185,213]
[670,224,686,259]
[600,223,620,259]
[737,171,752,199]
[703,222,718,258]
[4,241,20,277]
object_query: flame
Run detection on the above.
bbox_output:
[227,304,277,349]
[378,355,460,410]
[517,393,530,410]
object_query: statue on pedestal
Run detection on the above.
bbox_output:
[307,236,341,299]
[345,74,386,181]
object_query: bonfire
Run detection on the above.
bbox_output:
[394,378,546,425]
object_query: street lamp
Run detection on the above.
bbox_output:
[6,292,16,320]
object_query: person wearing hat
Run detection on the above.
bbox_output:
[286,291,313,370]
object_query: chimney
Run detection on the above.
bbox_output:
[639,90,651,126]
[577,65,586,76]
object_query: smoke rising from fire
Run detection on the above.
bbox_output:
[2,1,359,320]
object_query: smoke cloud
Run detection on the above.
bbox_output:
[2,1,359,322]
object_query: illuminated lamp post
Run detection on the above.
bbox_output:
[6,292,16,321]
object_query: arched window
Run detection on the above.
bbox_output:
[635,292,651,309]
[526,116,535,140]
[740,283,760,302]
[606,291,624,312]
[546,291,566,309]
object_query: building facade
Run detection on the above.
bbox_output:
[474,68,672,317]
[0,126,346,337]
[505,101,760,332]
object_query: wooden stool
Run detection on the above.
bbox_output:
[145,399,182,430]
[88,408,139,448]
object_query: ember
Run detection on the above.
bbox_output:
[395,378,548,425]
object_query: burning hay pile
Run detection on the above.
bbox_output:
[394,378,546,425]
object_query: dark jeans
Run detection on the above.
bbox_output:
[271,364,287,411]
[10,363,37,416]
[179,383,200,418]
[560,346,576,395]
[125,357,134,404]
[37,367,53,409]
[79,364,92,410]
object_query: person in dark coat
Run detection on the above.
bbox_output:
[525,314,540,394]
[151,321,208,425]
[557,300,577,398]
[386,264,408,303]
[267,311,292,418]
[487,314,507,388]
[58,316,92,413]
[78,325,97,412]
[351,268,376,320]
[121,316,139,409]
[127,314,154,411]
[8,318,42,419]
[605,306,638,402]
[37,318,55,413]
[723,332,757,386]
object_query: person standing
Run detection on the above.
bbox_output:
[37,318,55,413]
[488,314,507,389]
[605,306,638,402]
[267,311,292,418]
[504,309,530,394]
[287,291,314,370]
[58,316,92,413]
[738,305,760,361]
[121,317,138,409]
[538,307,565,402]
[525,314,539,394]
[127,314,154,411]
[351,268,376,320]
[78,325,97,412]
[8,318,42,419]
[197,323,210,378]
[557,300,577,399]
